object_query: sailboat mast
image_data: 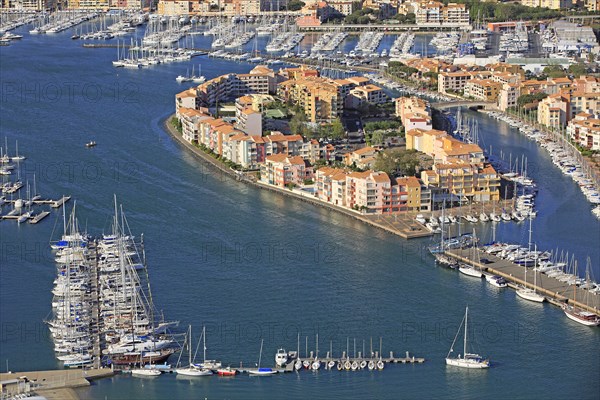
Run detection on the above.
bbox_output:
[189,325,192,364]
[203,325,207,362]
[464,307,468,357]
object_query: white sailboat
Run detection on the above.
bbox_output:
[516,219,545,303]
[562,258,600,326]
[176,325,213,376]
[248,339,277,376]
[446,306,490,369]
[192,326,220,370]
[459,230,484,278]
[131,353,161,377]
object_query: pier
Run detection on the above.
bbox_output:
[0,368,114,399]
[50,195,71,208]
[446,248,600,316]
[29,211,50,224]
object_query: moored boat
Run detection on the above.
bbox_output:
[217,367,237,376]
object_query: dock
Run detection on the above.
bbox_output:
[446,248,600,316]
[0,368,114,399]
[29,211,50,224]
[50,195,71,208]
[281,351,425,372]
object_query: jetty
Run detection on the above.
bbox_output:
[0,368,114,400]
[28,211,50,224]
[50,195,71,208]
[282,351,424,372]
[446,248,600,316]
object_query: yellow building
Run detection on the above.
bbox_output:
[395,97,432,131]
[537,94,570,128]
[277,76,342,122]
[405,128,448,159]
[463,79,502,102]
[157,0,192,15]
[421,161,500,202]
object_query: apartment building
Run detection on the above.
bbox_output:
[570,92,600,119]
[567,113,600,151]
[277,76,343,122]
[348,84,388,107]
[195,66,276,107]
[343,146,379,169]
[175,88,200,112]
[157,0,192,15]
[537,94,570,128]
[438,70,491,94]
[498,83,520,111]
[442,3,469,25]
[421,161,500,202]
[395,96,433,131]
[178,107,211,143]
[463,79,502,102]
[261,154,314,187]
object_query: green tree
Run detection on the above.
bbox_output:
[517,92,548,108]
[287,0,305,11]
[289,112,309,137]
[543,65,566,79]
[373,148,423,176]
[568,64,587,78]
[330,118,345,139]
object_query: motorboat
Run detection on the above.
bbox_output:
[275,348,288,367]
[217,367,237,376]
[486,275,508,288]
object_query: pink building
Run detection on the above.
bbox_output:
[261,154,314,187]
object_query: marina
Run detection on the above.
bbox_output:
[0,15,598,400]
[444,247,600,317]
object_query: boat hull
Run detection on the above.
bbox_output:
[110,349,175,365]
[248,369,277,376]
[176,368,212,376]
[459,266,483,278]
[563,307,600,326]
[516,289,545,303]
[445,358,489,369]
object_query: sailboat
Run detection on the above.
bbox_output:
[191,64,205,83]
[176,325,213,376]
[175,68,193,83]
[294,333,302,371]
[446,306,490,369]
[131,353,162,377]
[562,258,600,326]
[516,219,545,303]
[248,339,277,376]
[192,326,220,370]
[459,230,484,278]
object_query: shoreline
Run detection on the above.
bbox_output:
[162,115,433,240]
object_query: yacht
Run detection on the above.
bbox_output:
[131,368,161,377]
[446,306,490,369]
[275,348,288,367]
[486,275,508,288]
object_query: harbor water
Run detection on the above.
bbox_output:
[0,24,599,399]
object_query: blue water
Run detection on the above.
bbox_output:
[0,24,599,400]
